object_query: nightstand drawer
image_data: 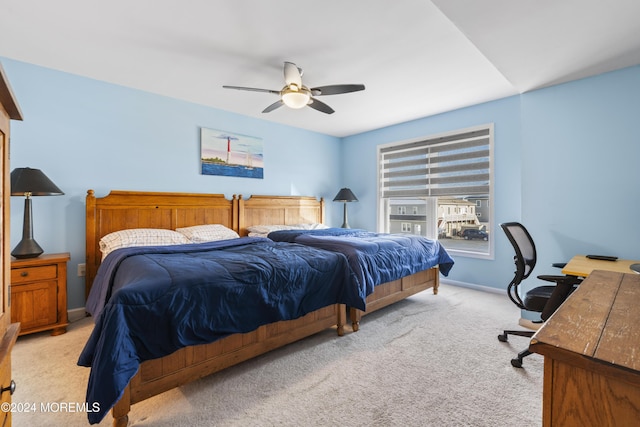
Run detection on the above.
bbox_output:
[11,265,57,284]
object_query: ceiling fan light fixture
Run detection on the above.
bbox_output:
[224,62,365,114]
[281,87,311,109]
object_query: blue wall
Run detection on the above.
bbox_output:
[2,59,344,310]
[342,65,640,292]
[520,67,640,267]
[4,57,640,311]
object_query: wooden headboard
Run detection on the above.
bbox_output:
[85,191,324,298]
[238,195,325,236]
[85,189,238,297]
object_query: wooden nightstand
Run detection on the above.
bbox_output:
[10,252,70,336]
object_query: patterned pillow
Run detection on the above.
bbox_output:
[100,228,190,260]
[175,224,240,243]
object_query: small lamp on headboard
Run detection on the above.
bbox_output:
[10,167,64,259]
[333,188,358,228]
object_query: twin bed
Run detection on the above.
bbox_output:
[79,190,454,426]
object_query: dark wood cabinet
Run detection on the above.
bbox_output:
[0,63,23,427]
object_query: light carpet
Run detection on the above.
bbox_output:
[12,285,542,426]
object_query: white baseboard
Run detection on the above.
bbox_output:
[66,281,539,327]
[68,307,88,323]
[440,278,504,295]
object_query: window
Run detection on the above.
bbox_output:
[377,124,494,258]
[401,223,412,232]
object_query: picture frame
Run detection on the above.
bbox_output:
[200,127,264,179]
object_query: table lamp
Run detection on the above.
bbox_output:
[333,188,358,228]
[10,167,64,258]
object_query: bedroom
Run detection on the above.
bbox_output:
[1,1,640,425]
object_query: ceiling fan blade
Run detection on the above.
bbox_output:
[310,84,365,96]
[283,62,302,87]
[223,85,280,95]
[307,97,335,114]
[262,100,284,113]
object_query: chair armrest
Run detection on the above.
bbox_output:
[537,275,582,320]
[538,274,582,285]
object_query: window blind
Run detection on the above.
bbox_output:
[380,126,491,198]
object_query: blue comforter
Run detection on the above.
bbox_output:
[268,228,454,300]
[78,237,358,424]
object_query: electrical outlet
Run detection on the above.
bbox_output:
[77,263,86,277]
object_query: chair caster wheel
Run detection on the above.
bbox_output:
[497,334,508,342]
[511,358,523,368]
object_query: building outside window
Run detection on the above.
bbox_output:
[377,124,494,259]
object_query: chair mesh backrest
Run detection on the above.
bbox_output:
[500,222,537,281]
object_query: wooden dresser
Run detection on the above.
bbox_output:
[11,252,70,336]
[530,270,640,426]
[0,64,23,427]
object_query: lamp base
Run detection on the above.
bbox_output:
[11,238,44,259]
[341,202,351,228]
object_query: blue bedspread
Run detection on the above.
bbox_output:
[268,228,455,300]
[78,237,358,424]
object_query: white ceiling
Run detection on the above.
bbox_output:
[1,0,639,137]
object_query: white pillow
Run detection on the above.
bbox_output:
[246,224,297,235]
[100,228,190,260]
[293,223,329,230]
[175,224,240,243]
[246,223,329,237]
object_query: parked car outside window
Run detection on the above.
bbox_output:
[461,229,488,241]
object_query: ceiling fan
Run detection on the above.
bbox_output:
[223,62,365,114]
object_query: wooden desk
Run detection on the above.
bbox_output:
[530,270,640,426]
[561,254,640,277]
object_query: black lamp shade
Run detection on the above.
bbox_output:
[333,188,358,203]
[333,188,358,228]
[11,167,64,196]
[10,167,64,259]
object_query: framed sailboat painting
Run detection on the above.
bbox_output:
[200,127,264,179]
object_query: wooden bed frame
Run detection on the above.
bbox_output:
[239,195,441,331]
[85,191,440,425]
[237,194,325,236]
[350,267,439,331]
[85,190,344,426]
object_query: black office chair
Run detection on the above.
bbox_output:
[497,222,582,368]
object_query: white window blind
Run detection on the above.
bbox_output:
[380,126,492,198]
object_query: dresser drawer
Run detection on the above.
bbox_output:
[11,265,57,284]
